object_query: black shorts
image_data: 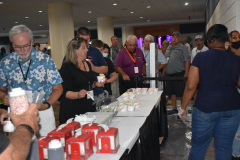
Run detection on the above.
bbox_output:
[165,71,186,97]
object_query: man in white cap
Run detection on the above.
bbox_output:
[191,34,208,63]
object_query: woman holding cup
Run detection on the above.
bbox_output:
[59,37,103,125]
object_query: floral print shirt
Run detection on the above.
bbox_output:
[0,47,63,102]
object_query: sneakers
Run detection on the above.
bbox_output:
[167,109,178,115]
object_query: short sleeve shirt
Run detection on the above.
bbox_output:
[192,49,240,112]
[115,47,146,77]
[191,45,208,63]
[165,43,190,74]
[87,46,107,96]
[142,48,167,78]
[0,48,63,101]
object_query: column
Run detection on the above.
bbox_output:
[121,26,134,46]
[48,3,74,69]
[97,17,114,46]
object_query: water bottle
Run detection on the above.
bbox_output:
[48,139,64,160]
[26,135,40,160]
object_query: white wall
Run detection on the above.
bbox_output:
[207,0,240,32]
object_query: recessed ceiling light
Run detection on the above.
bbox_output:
[15,22,18,24]
[88,11,92,14]
[39,10,42,13]
[147,19,150,22]
[87,21,90,23]
[147,6,151,9]
[0,2,3,4]
[39,25,42,26]
[25,17,29,19]
[140,16,143,19]
[185,2,189,5]
[130,11,134,14]
[113,3,117,6]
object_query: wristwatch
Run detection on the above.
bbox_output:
[19,124,34,135]
[43,101,51,109]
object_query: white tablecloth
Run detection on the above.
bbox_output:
[116,91,162,117]
[88,91,163,160]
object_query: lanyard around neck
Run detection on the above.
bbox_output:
[18,59,32,85]
[82,61,91,90]
[125,47,136,64]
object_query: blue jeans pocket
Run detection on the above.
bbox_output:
[195,108,214,122]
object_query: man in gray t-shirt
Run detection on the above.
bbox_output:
[164,32,190,115]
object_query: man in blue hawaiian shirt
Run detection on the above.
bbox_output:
[0,25,63,136]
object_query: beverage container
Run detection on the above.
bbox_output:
[9,88,29,115]
[3,120,15,136]
[48,139,64,160]
[97,74,105,83]
[26,135,40,160]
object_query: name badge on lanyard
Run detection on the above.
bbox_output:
[134,67,139,73]
[125,47,139,73]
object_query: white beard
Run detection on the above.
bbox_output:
[18,52,31,59]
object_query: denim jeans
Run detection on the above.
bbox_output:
[232,123,240,157]
[189,107,240,160]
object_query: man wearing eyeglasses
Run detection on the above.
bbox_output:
[115,35,146,95]
[0,25,63,137]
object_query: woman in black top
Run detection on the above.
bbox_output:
[59,37,103,124]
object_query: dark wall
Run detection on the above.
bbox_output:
[0,37,10,45]
[180,23,206,34]
[90,28,122,39]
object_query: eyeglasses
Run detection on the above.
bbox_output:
[13,44,31,50]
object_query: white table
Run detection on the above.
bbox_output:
[88,91,163,160]
[116,91,162,117]
[88,117,146,160]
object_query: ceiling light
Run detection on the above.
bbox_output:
[39,25,42,26]
[87,21,90,23]
[185,2,189,5]
[147,19,150,22]
[113,3,117,6]
[15,22,18,24]
[130,11,134,14]
[0,2,3,4]
[140,16,143,19]
[88,11,92,13]
[25,17,29,19]
[38,10,42,13]
[147,6,151,9]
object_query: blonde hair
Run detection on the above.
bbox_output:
[65,37,87,66]
[162,40,169,47]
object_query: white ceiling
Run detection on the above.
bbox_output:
[0,0,207,37]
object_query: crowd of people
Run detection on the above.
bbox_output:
[0,23,239,160]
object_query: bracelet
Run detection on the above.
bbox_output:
[43,101,51,109]
[18,124,34,135]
